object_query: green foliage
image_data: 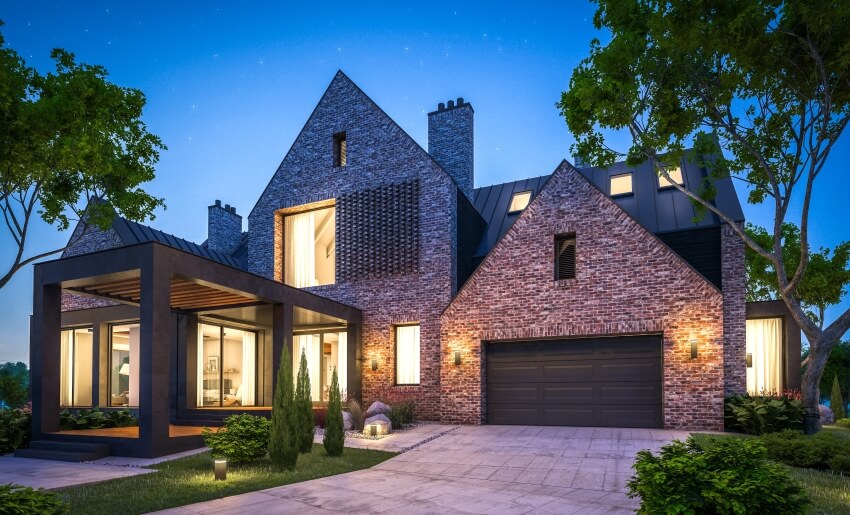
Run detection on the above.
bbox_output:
[832,374,846,420]
[323,368,344,457]
[835,418,850,429]
[0,484,68,514]
[0,362,28,408]
[201,414,271,464]
[294,348,314,454]
[0,23,166,289]
[628,437,809,514]
[725,394,805,435]
[809,340,850,401]
[269,343,298,470]
[760,429,850,473]
[58,408,137,431]
[346,399,365,431]
[387,401,415,429]
[0,404,31,454]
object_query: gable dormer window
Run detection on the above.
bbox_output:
[658,166,684,189]
[610,173,633,196]
[508,191,532,214]
[333,132,347,167]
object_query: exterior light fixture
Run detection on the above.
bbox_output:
[214,458,227,481]
[690,339,698,360]
[746,353,753,368]
[454,351,461,366]
[371,359,378,371]
[370,424,378,437]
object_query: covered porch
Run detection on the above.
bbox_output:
[30,241,362,458]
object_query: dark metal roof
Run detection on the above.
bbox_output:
[111,218,244,269]
[471,175,552,257]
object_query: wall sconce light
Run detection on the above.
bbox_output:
[214,458,227,481]
[746,353,753,368]
[690,339,698,360]
[454,351,461,366]
[371,359,378,371]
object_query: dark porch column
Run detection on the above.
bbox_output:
[272,303,293,391]
[346,322,362,402]
[31,275,61,436]
[139,247,172,455]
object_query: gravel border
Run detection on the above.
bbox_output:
[315,421,428,440]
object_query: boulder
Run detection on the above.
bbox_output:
[365,401,391,417]
[342,410,354,431]
[364,413,392,435]
[820,404,834,425]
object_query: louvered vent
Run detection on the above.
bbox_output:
[555,235,576,280]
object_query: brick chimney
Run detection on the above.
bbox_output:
[208,200,242,254]
[428,97,474,198]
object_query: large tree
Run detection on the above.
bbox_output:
[0,22,164,289]
[559,0,850,432]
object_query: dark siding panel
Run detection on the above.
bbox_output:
[456,189,486,289]
[657,227,722,288]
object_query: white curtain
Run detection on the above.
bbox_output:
[241,331,256,406]
[337,332,348,398]
[285,212,316,287]
[60,330,72,406]
[295,334,321,401]
[396,325,420,385]
[197,328,205,407]
[746,318,784,394]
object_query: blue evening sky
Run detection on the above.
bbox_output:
[1,2,848,364]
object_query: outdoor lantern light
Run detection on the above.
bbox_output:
[214,458,227,481]
[370,424,378,437]
[371,359,378,371]
[454,351,461,366]
[746,353,753,368]
[690,339,698,359]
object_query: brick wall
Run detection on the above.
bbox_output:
[247,71,458,420]
[428,100,474,199]
[207,201,243,255]
[441,162,726,431]
[61,221,123,311]
[722,223,747,395]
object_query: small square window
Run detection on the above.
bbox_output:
[508,191,532,213]
[554,234,576,280]
[333,132,347,167]
[658,166,684,189]
[610,173,633,196]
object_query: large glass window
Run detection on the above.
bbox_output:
[293,331,347,402]
[197,323,257,407]
[60,327,93,407]
[284,206,336,287]
[110,323,140,407]
[746,317,784,394]
[395,325,420,385]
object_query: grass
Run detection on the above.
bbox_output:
[56,444,395,514]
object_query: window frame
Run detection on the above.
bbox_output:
[554,233,577,281]
[657,166,685,190]
[394,323,421,386]
[282,204,337,288]
[507,190,533,214]
[333,131,347,168]
[60,325,94,408]
[108,320,140,408]
[609,173,634,197]
[197,321,259,408]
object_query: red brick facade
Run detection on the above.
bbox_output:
[441,162,726,430]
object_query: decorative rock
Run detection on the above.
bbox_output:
[342,410,354,431]
[364,413,392,435]
[365,401,391,417]
[820,404,834,425]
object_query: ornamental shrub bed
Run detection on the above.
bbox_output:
[724,393,805,434]
[0,484,68,514]
[202,413,271,463]
[759,429,850,473]
[0,403,31,454]
[59,408,138,430]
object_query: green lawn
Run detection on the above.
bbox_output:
[56,445,395,514]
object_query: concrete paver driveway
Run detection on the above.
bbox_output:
[161,425,690,514]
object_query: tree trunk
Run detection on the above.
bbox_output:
[802,335,828,434]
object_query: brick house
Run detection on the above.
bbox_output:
[25,71,801,458]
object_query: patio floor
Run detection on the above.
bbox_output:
[47,425,220,439]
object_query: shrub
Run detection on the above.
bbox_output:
[295,349,314,454]
[0,362,29,409]
[832,374,846,420]
[724,393,805,434]
[387,401,415,429]
[0,484,68,514]
[759,429,850,473]
[0,405,32,454]
[346,399,365,431]
[201,414,271,463]
[269,343,298,470]
[324,368,344,457]
[58,408,138,431]
[835,418,850,429]
[628,437,809,514]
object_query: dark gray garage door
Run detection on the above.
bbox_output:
[486,335,663,428]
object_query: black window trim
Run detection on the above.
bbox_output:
[60,325,94,408]
[333,131,347,168]
[394,323,421,386]
[609,172,635,198]
[657,165,685,190]
[507,190,533,214]
[197,320,259,408]
[108,320,140,408]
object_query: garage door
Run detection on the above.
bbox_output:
[486,335,663,427]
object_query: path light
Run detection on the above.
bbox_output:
[214,458,227,481]
[690,339,698,360]
[370,424,378,437]
[454,351,462,366]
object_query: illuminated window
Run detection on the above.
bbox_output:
[658,166,684,188]
[197,323,257,407]
[60,327,93,407]
[508,191,532,213]
[110,322,139,407]
[333,132,347,167]
[746,318,784,394]
[284,206,336,287]
[610,173,633,196]
[395,325,420,385]
[555,234,576,280]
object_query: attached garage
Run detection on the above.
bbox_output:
[486,335,663,428]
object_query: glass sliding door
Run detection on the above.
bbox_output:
[110,323,140,407]
[197,322,257,407]
[60,327,93,407]
[746,317,784,394]
[294,331,347,402]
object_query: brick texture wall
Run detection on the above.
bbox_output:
[207,201,243,255]
[247,71,458,420]
[722,223,747,395]
[428,100,474,199]
[60,221,123,311]
[441,162,726,431]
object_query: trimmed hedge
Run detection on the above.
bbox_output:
[759,429,850,473]
[202,414,271,463]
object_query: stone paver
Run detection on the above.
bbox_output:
[313,422,459,452]
[0,456,155,490]
[159,425,690,514]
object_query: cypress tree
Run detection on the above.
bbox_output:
[324,367,344,456]
[295,348,314,453]
[832,373,846,421]
[269,343,298,470]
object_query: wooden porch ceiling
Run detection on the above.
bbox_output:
[70,277,258,310]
